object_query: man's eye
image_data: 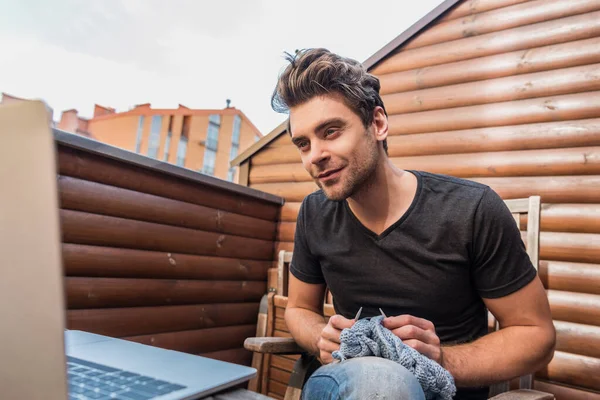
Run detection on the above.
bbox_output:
[297,141,308,149]
[325,129,337,136]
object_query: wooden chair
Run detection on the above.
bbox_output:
[245,196,553,400]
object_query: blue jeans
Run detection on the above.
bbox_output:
[301,357,426,400]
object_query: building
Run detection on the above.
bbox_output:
[230,0,600,398]
[58,101,262,182]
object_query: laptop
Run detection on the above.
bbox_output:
[0,101,257,400]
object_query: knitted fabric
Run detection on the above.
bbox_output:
[331,315,456,400]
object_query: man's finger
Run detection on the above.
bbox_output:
[321,324,342,344]
[329,314,355,330]
[317,337,340,354]
[382,314,435,331]
[391,325,440,346]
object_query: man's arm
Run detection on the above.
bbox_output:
[441,276,555,387]
[285,274,328,356]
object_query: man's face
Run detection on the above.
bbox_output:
[289,94,379,201]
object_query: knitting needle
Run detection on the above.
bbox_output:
[353,307,363,321]
[379,308,387,318]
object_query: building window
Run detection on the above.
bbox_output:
[135,116,144,153]
[176,116,190,167]
[230,114,241,161]
[147,115,162,159]
[202,114,220,175]
[163,116,173,161]
[202,149,216,175]
[227,167,236,182]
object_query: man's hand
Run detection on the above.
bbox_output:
[317,314,355,364]
[382,314,443,365]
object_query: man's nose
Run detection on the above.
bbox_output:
[309,142,330,165]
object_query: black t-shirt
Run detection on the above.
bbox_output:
[290,170,537,400]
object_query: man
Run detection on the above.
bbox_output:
[270,48,555,400]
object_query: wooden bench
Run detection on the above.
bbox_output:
[244,196,554,400]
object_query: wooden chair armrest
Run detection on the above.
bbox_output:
[489,389,554,400]
[244,337,306,354]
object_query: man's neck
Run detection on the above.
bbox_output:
[346,159,416,235]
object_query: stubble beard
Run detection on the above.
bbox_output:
[318,140,379,202]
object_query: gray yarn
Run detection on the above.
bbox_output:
[331,315,456,400]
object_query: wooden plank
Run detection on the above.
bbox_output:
[254,176,600,204]
[124,324,256,354]
[554,320,600,359]
[58,146,279,221]
[61,209,273,261]
[63,244,270,280]
[522,204,600,234]
[269,367,291,386]
[539,260,600,295]
[199,347,253,367]
[271,356,295,373]
[534,379,600,400]
[549,290,600,326]
[67,303,259,337]
[388,92,600,135]
[380,37,600,95]
[66,277,266,309]
[238,161,250,187]
[405,0,600,51]
[280,202,301,222]
[439,0,530,22]
[59,176,277,241]
[251,147,600,183]
[253,119,600,164]
[536,350,600,391]
[538,232,600,264]
[267,380,287,399]
[383,63,600,115]
[372,11,600,75]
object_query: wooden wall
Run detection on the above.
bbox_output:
[57,140,282,367]
[244,0,600,398]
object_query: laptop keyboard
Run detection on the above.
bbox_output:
[67,356,187,400]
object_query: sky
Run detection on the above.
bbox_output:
[0,0,442,135]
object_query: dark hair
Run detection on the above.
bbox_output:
[271,48,388,153]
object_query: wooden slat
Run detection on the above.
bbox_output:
[539,260,600,295]
[388,92,600,135]
[269,367,291,386]
[380,37,600,94]
[275,318,288,333]
[522,204,600,234]
[554,320,600,359]
[382,63,600,115]
[372,11,600,75]
[534,379,600,400]
[404,0,600,51]
[63,244,270,280]
[59,175,277,241]
[124,324,256,354]
[253,119,600,164]
[238,161,250,187]
[267,380,288,399]
[67,303,259,337]
[439,0,531,22]
[58,146,279,221]
[277,222,296,243]
[250,147,600,183]
[539,232,600,264]
[549,290,600,326]
[61,209,273,261]
[66,277,266,309]
[280,202,301,222]
[537,350,600,391]
[254,176,600,204]
[271,355,295,373]
[199,347,253,367]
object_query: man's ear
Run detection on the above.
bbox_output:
[372,106,389,143]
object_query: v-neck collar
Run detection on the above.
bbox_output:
[343,170,423,241]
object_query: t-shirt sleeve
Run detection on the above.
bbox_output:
[289,198,325,284]
[471,187,537,299]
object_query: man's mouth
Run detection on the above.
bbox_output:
[317,167,343,181]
